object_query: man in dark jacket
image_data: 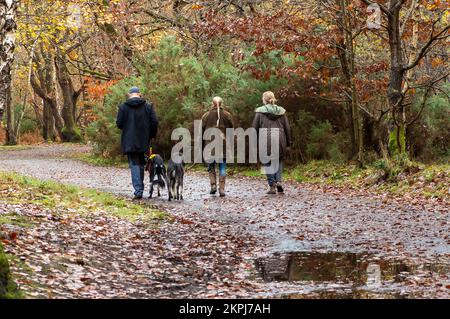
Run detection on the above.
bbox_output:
[117,87,158,199]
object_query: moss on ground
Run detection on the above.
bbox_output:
[0,243,21,299]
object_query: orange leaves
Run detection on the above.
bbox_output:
[68,51,78,61]
[191,4,204,10]
[85,78,118,101]
[1,231,18,245]
[430,57,444,68]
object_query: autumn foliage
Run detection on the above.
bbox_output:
[2,0,448,163]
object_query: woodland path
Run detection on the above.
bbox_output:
[0,144,448,298]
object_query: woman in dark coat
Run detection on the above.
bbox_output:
[252,91,292,194]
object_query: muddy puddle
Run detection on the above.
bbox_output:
[255,251,449,299]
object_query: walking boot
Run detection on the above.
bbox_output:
[219,176,226,197]
[209,170,217,195]
[267,184,276,195]
[276,183,284,193]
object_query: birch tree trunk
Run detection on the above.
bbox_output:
[0,0,19,144]
[401,1,419,156]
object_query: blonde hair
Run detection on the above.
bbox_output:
[212,96,223,126]
[262,91,277,105]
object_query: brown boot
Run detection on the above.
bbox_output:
[209,170,217,195]
[219,176,226,197]
[267,184,276,195]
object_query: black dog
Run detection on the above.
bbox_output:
[167,158,184,201]
[147,154,168,199]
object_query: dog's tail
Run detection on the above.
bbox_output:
[155,173,166,189]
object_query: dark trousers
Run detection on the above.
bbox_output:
[264,160,283,187]
[127,153,146,197]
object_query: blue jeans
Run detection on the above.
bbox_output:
[127,153,145,197]
[207,161,226,177]
[265,161,283,187]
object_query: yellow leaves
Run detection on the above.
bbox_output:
[16,0,91,55]
[443,10,450,23]
[14,67,28,81]
[148,30,176,46]
[191,4,204,10]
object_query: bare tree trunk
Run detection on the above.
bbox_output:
[337,0,364,165]
[30,49,64,141]
[55,55,81,142]
[387,0,406,155]
[42,53,56,141]
[0,0,19,144]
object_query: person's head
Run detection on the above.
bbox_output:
[128,86,141,99]
[262,91,277,105]
[212,96,223,107]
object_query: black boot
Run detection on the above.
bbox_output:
[276,183,284,193]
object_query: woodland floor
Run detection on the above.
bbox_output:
[0,144,448,298]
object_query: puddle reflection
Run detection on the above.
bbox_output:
[255,251,409,286]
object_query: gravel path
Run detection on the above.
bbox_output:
[0,144,449,298]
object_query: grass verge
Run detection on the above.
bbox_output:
[209,160,449,200]
[0,172,169,224]
[73,153,128,168]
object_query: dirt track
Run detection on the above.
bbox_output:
[0,144,449,298]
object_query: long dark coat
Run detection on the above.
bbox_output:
[252,106,292,160]
[201,106,234,161]
[116,98,158,154]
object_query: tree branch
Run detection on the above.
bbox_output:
[403,24,450,71]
